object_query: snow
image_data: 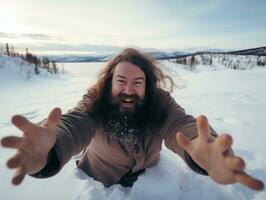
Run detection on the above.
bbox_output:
[0,55,265,200]
[0,55,65,83]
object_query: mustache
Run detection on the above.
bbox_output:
[117,92,140,101]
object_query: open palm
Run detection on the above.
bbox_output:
[176,115,264,191]
[1,108,61,185]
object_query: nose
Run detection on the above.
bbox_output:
[123,83,134,95]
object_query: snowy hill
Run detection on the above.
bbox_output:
[0,56,266,200]
[0,54,65,83]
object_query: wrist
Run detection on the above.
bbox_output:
[30,146,60,178]
[185,151,208,176]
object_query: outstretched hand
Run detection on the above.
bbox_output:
[1,108,61,185]
[176,115,264,191]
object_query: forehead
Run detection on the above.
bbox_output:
[113,61,145,79]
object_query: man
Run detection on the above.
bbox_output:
[1,48,264,190]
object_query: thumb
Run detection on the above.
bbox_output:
[176,132,191,151]
[46,107,62,128]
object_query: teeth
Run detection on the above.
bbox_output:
[123,98,133,103]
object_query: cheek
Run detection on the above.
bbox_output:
[137,87,145,100]
[111,84,122,97]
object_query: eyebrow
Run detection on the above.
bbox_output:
[116,75,145,81]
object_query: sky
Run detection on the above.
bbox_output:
[0,0,266,55]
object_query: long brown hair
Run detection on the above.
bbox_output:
[87,48,175,127]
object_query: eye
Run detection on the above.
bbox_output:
[133,81,143,86]
[117,79,125,84]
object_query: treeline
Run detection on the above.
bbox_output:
[173,53,266,71]
[174,54,212,71]
[0,43,59,75]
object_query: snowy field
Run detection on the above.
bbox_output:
[0,55,266,200]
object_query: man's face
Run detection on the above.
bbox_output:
[111,61,146,113]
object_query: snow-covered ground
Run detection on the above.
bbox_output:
[0,55,265,200]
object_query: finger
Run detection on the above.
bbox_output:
[214,134,233,153]
[1,136,23,149]
[225,155,245,171]
[196,115,210,141]
[7,152,24,169]
[236,171,264,191]
[45,107,62,128]
[176,132,191,151]
[12,166,26,185]
[11,115,37,134]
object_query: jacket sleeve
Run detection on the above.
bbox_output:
[31,90,97,178]
[53,111,97,169]
[162,91,216,175]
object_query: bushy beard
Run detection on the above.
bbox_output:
[103,93,145,151]
[110,92,143,113]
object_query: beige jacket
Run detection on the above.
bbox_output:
[34,89,212,186]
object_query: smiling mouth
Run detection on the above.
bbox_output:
[121,98,135,107]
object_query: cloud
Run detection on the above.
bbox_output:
[21,33,64,41]
[36,43,122,52]
[0,32,64,41]
[2,42,125,54]
[0,32,18,38]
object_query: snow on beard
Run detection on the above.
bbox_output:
[103,93,144,152]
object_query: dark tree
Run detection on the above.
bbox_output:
[5,43,10,56]
[52,61,58,74]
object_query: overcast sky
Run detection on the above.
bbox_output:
[0,0,266,55]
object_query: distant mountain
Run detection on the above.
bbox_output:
[44,47,266,63]
[45,54,111,63]
[146,51,187,60]
[184,47,228,53]
[227,46,266,56]
[193,46,266,56]
[175,46,266,60]
[45,50,187,63]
